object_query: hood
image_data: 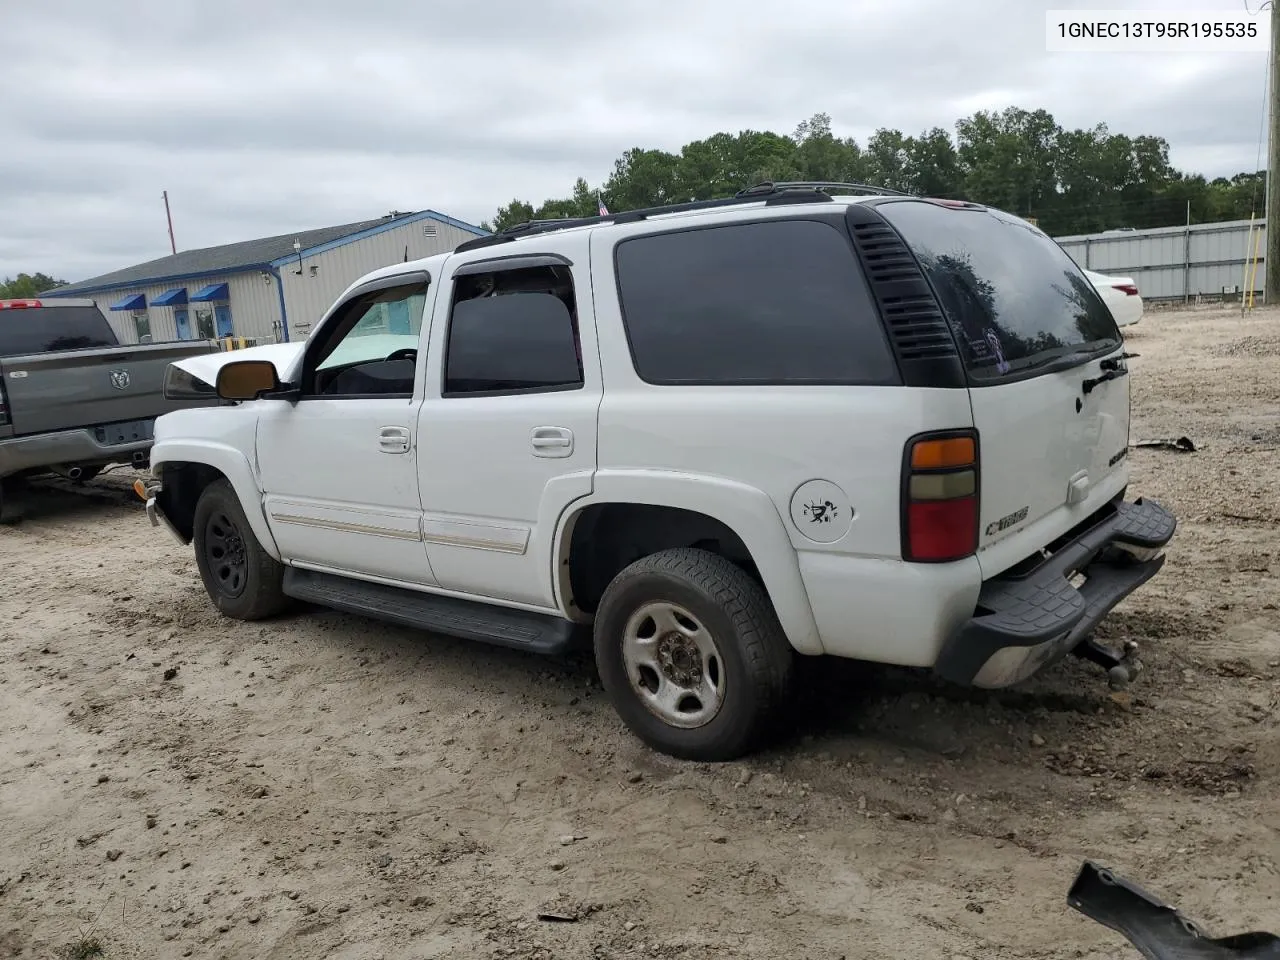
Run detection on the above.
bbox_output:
[172,341,305,387]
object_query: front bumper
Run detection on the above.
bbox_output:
[935,498,1176,688]
[145,494,188,545]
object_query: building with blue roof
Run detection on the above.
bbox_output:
[46,209,487,344]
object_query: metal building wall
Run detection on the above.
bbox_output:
[1056,219,1266,301]
[278,218,479,339]
[78,272,279,344]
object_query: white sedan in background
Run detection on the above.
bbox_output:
[1086,269,1144,328]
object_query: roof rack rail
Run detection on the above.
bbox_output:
[743,180,912,198]
[453,182,848,253]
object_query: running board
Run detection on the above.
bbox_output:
[282,568,576,655]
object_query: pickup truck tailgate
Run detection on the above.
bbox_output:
[1,341,220,435]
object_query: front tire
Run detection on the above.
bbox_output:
[594,548,794,762]
[192,478,289,620]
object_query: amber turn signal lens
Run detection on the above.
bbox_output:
[910,437,975,470]
[132,479,148,501]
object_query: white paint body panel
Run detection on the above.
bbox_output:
[968,354,1130,580]
[416,231,600,608]
[149,195,1143,672]
[256,396,436,585]
[149,404,281,556]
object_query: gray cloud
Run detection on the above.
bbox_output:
[1,0,1268,281]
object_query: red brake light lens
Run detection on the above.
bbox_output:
[907,498,978,561]
[903,431,979,563]
[0,299,41,310]
[1113,284,1139,296]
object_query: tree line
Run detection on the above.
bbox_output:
[0,272,65,298]
[487,108,1265,237]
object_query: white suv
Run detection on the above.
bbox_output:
[142,182,1176,761]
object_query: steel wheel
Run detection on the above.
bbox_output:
[621,600,725,729]
[203,509,248,599]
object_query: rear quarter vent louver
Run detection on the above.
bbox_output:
[846,207,966,388]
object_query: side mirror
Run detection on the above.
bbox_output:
[216,360,280,401]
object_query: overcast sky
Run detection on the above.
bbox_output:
[0,0,1269,282]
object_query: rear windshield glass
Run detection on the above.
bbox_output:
[0,304,119,356]
[877,201,1120,381]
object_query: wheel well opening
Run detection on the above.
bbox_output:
[156,462,227,542]
[566,503,761,615]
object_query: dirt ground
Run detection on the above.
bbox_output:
[2,304,1278,960]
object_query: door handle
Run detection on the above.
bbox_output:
[378,425,411,454]
[531,426,573,458]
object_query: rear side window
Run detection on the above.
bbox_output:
[614,219,900,385]
[0,304,118,356]
[444,268,583,397]
[876,201,1121,381]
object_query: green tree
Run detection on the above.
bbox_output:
[1,272,66,298]
[483,108,1262,238]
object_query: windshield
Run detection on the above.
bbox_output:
[877,200,1121,381]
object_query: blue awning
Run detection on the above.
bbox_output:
[152,287,188,307]
[108,294,147,311]
[189,283,229,302]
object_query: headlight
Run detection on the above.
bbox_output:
[163,364,218,402]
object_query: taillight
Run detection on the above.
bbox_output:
[1113,284,1139,297]
[0,299,41,310]
[902,431,979,563]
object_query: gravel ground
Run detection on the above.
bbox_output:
[1,303,1277,960]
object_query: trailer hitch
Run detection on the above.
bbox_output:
[1069,861,1280,959]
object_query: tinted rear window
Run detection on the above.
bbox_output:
[0,304,118,356]
[614,218,900,386]
[876,201,1120,381]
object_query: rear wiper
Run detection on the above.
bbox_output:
[1084,349,1136,393]
[1017,340,1122,375]
[1082,367,1128,394]
[1100,351,1139,371]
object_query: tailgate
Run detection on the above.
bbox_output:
[1,341,219,435]
[876,200,1130,577]
[967,354,1130,574]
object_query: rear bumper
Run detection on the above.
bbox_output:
[934,498,1176,688]
[0,424,154,479]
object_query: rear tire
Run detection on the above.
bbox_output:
[593,547,794,762]
[192,478,289,620]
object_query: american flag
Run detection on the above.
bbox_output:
[597,194,609,216]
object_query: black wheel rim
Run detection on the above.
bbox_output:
[204,510,248,598]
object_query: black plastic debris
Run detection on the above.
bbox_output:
[1069,861,1280,959]
[1134,436,1197,453]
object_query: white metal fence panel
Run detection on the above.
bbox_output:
[1055,219,1265,301]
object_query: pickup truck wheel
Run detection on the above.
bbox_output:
[193,479,289,620]
[594,547,794,762]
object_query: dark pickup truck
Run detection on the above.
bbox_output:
[0,297,218,510]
